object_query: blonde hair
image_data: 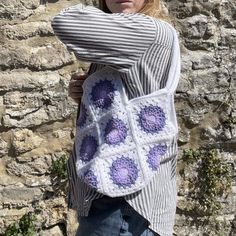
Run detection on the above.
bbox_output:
[98,0,170,21]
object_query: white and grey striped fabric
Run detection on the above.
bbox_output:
[52,4,179,236]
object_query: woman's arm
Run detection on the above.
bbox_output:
[51,4,156,72]
[68,73,87,104]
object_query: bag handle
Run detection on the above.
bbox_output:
[164,27,181,93]
[121,25,181,104]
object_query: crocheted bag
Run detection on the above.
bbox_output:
[75,26,181,197]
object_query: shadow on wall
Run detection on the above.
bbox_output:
[40,0,60,4]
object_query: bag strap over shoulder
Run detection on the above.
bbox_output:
[164,27,181,93]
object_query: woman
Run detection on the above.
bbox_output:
[52,0,181,235]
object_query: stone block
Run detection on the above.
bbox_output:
[0,186,43,203]
[37,197,67,227]
[0,207,28,218]
[183,38,216,51]
[52,128,72,140]
[0,43,74,70]
[0,159,22,186]
[190,52,216,70]
[7,155,52,177]
[0,207,30,234]
[0,70,61,92]
[1,22,53,40]
[3,91,44,117]
[220,0,236,28]
[41,225,63,236]
[181,15,208,39]
[218,28,236,49]
[12,129,44,154]
[0,139,8,157]
[0,0,40,20]
[191,68,229,95]
[178,128,190,144]
[0,46,30,70]
[28,44,75,70]
[66,209,78,236]
[2,108,49,128]
[25,176,52,187]
[180,54,192,73]
[176,75,192,93]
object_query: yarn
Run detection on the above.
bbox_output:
[104,118,128,145]
[83,169,98,189]
[75,59,179,197]
[91,79,116,109]
[77,102,87,128]
[147,144,167,171]
[79,135,98,163]
[138,105,166,133]
[109,156,139,188]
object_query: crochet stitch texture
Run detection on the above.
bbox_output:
[109,156,139,188]
[104,118,128,145]
[147,144,167,171]
[77,103,87,128]
[91,79,116,109]
[75,67,178,197]
[138,105,166,133]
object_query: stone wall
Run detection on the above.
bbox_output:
[0,0,235,235]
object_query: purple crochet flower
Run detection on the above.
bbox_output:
[91,80,115,109]
[77,103,87,128]
[79,135,98,163]
[83,170,98,189]
[104,118,128,145]
[109,156,138,188]
[138,105,166,133]
[147,144,167,170]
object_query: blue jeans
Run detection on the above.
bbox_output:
[76,196,160,236]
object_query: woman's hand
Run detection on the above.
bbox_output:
[68,73,87,104]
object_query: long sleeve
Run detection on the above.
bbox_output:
[51,4,157,72]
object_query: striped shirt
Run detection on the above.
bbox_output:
[52,4,179,236]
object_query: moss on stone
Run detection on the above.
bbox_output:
[3,213,37,236]
[182,148,232,216]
